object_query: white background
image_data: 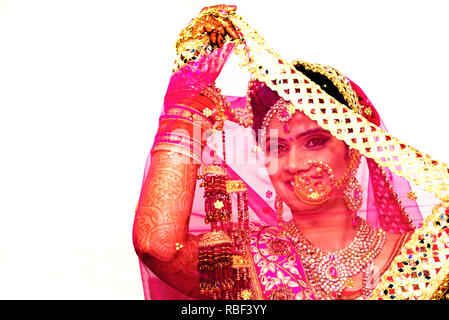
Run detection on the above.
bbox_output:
[0,0,448,299]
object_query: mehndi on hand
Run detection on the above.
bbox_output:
[176,4,240,51]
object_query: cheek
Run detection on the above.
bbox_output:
[264,154,283,176]
[267,172,288,200]
[266,162,280,186]
[265,160,285,190]
[320,142,349,177]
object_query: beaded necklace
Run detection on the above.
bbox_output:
[282,217,386,299]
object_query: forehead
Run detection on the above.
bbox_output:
[266,111,322,138]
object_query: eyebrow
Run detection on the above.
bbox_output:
[266,128,329,143]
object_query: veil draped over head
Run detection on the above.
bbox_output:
[136,10,449,300]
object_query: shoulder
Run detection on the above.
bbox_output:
[384,230,412,254]
[374,230,412,277]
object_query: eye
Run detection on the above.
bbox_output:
[305,136,330,148]
[268,143,288,155]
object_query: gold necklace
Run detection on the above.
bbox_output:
[282,217,385,299]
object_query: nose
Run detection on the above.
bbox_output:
[285,144,308,175]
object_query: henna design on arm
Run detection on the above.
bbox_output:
[133,150,205,298]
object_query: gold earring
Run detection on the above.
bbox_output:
[275,194,284,226]
[343,176,363,226]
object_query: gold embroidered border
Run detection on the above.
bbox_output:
[226,14,449,202]
[369,202,449,299]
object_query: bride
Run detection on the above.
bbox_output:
[132,5,449,300]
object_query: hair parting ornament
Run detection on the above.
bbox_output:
[259,97,294,141]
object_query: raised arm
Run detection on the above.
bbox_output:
[132,5,240,299]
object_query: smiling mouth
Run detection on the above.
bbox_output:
[285,180,295,191]
[286,175,322,193]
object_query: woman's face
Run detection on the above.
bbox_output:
[264,110,349,212]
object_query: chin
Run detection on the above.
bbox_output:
[281,188,343,214]
[277,185,320,212]
[285,200,327,213]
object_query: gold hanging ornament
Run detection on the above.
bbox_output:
[197,82,252,300]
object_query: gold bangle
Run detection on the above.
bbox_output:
[161,110,212,129]
[159,116,212,139]
[166,105,213,123]
[164,106,213,130]
[155,133,205,150]
[152,142,202,164]
[154,135,203,152]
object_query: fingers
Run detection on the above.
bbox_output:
[192,23,205,35]
[201,4,237,14]
[221,19,239,39]
[210,31,217,45]
[203,20,216,33]
[203,16,225,35]
[208,16,239,40]
[193,6,240,47]
[212,4,237,13]
[216,25,226,37]
[216,33,224,47]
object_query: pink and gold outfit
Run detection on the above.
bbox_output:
[133,8,449,300]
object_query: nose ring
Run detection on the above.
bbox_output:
[293,160,336,205]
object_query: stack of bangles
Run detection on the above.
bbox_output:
[151,104,214,163]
